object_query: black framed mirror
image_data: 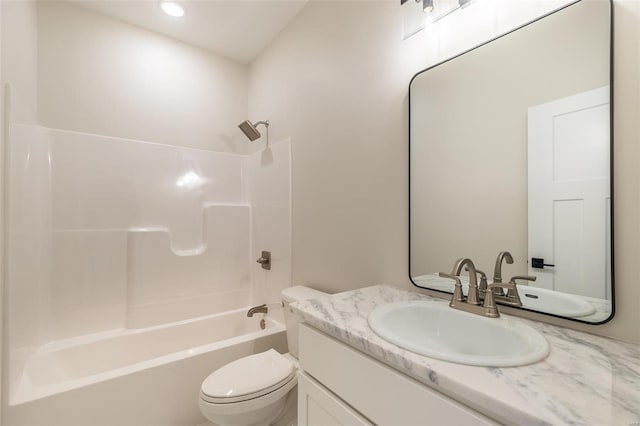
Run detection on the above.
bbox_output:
[409,0,613,324]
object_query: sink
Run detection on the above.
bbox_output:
[517,285,596,317]
[368,300,549,367]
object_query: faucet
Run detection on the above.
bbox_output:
[247,304,268,317]
[440,257,528,318]
[492,251,514,297]
[451,258,481,305]
[465,266,488,299]
[439,258,493,316]
[491,251,536,306]
[493,251,514,284]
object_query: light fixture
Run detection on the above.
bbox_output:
[160,1,185,18]
[421,0,434,13]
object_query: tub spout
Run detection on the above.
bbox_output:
[247,304,268,317]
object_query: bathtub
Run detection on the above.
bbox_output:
[6,307,288,426]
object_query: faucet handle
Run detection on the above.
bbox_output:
[439,272,465,303]
[484,282,520,317]
[509,275,537,285]
[506,275,536,299]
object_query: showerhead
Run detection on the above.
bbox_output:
[238,120,269,142]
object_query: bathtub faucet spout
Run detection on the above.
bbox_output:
[247,304,268,317]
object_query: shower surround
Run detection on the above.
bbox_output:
[4,119,292,424]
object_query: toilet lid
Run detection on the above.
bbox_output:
[201,349,294,400]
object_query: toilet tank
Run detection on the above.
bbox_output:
[281,286,327,358]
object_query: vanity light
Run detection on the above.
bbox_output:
[160,1,185,18]
[419,0,434,13]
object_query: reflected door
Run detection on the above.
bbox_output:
[528,87,610,298]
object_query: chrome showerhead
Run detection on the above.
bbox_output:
[238,120,269,142]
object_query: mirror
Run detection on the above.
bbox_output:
[409,0,613,323]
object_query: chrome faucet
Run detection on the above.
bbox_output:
[247,304,268,317]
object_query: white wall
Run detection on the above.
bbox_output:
[0,1,38,125]
[249,0,640,343]
[37,2,248,154]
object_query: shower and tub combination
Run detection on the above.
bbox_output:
[4,107,292,425]
[0,1,296,423]
[3,94,292,425]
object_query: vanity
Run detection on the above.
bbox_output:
[290,2,639,424]
[291,285,640,425]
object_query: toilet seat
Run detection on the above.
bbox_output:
[200,371,296,404]
[200,349,296,405]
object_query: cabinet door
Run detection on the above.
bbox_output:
[298,372,372,426]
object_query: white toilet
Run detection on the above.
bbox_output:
[199,286,327,426]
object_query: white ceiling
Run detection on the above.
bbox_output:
[73,0,309,64]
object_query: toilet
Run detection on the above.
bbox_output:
[199,286,327,426]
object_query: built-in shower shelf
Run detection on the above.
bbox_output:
[126,203,252,323]
[128,202,251,255]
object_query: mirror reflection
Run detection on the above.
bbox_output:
[409,0,613,323]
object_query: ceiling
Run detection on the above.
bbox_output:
[74,0,309,64]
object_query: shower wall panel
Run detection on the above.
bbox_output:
[7,124,252,347]
[248,140,292,306]
[48,129,245,250]
[6,125,53,350]
[126,204,252,328]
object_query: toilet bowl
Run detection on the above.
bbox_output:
[199,286,327,426]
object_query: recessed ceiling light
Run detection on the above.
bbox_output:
[160,1,185,18]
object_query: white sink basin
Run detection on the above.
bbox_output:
[517,286,596,317]
[368,301,549,367]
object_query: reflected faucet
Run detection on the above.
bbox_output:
[493,251,514,297]
[491,251,536,306]
[493,251,514,284]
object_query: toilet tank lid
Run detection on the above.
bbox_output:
[281,286,327,303]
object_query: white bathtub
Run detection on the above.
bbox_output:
[6,308,288,426]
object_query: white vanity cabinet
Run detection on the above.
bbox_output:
[297,323,499,426]
[298,373,372,426]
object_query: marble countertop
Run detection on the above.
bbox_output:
[291,284,640,426]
